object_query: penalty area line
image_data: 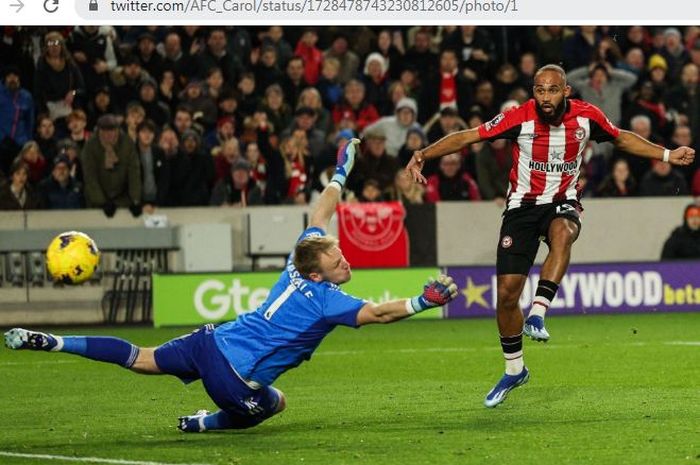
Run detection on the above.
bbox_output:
[0,451,212,465]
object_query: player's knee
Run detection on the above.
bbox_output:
[273,387,287,413]
[496,288,520,311]
[130,348,162,374]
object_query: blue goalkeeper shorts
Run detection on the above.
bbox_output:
[154,324,281,424]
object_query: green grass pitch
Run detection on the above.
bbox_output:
[1,313,699,465]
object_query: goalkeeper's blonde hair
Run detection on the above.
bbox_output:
[293,235,339,278]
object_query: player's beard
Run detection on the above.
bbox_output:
[536,98,567,125]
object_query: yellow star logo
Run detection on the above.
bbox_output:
[461,277,491,309]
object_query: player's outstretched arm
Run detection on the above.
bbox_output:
[308,138,361,230]
[614,130,696,166]
[406,127,482,184]
[356,275,458,325]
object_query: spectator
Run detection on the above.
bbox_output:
[173,105,194,137]
[392,170,424,205]
[34,32,85,123]
[124,103,146,143]
[332,79,380,133]
[237,72,259,118]
[397,127,428,172]
[474,136,511,204]
[166,129,215,206]
[67,26,117,91]
[361,53,390,112]
[297,87,333,136]
[425,106,467,144]
[195,28,244,84]
[0,65,34,175]
[0,159,42,210]
[418,49,473,124]
[347,129,400,198]
[666,63,700,138]
[535,26,573,69]
[567,61,637,126]
[253,45,285,98]
[135,120,168,212]
[210,159,263,207]
[425,152,481,203]
[316,57,343,111]
[66,109,91,153]
[471,80,500,120]
[402,29,438,84]
[639,159,689,196]
[179,80,217,129]
[213,138,242,182]
[614,114,659,182]
[442,26,495,81]
[323,33,360,85]
[204,67,227,102]
[357,178,384,202]
[294,28,323,86]
[109,54,149,114]
[668,124,697,184]
[261,26,293,69]
[138,78,171,128]
[595,158,638,197]
[563,26,601,70]
[161,31,189,84]
[57,138,84,184]
[659,27,689,82]
[135,32,164,82]
[362,97,421,157]
[206,116,237,155]
[280,56,308,110]
[16,141,48,185]
[158,69,181,116]
[372,29,404,81]
[81,114,142,217]
[661,203,700,260]
[244,141,267,193]
[86,86,115,130]
[280,107,326,161]
[646,53,671,99]
[38,155,83,209]
[622,80,672,141]
[259,84,292,136]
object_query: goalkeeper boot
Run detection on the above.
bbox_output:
[484,367,530,408]
[178,410,210,433]
[523,315,550,342]
[4,328,59,351]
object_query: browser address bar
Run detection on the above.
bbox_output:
[5,0,700,24]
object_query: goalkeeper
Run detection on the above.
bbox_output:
[4,139,458,433]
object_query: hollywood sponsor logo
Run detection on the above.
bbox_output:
[484,112,505,131]
[338,202,405,252]
[529,159,578,173]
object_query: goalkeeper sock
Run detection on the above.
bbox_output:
[528,279,558,319]
[59,336,140,368]
[500,333,524,375]
[203,410,262,430]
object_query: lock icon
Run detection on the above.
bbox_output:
[89,0,98,10]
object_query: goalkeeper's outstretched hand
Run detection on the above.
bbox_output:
[409,275,459,313]
[331,138,361,188]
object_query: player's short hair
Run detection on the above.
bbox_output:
[293,235,339,278]
[534,64,567,84]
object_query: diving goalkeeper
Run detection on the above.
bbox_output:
[4,138,458,433]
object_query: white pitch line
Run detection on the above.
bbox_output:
[665,341,700,346]
[0,451,211,465]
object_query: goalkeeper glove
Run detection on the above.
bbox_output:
[330,138,360,189]
[407,274,458,314]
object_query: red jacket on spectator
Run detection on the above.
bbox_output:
[295,42,323,86]
[332,101,380,133]
[425,172,482,203]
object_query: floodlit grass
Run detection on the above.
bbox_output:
[1,313,699,465]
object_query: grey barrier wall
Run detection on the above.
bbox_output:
[436,197,694,266]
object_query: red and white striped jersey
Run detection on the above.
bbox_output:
[478,99,620,210]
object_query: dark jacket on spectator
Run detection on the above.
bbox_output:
[81,131,142,207]
[661,205,700,260]
[164,150,215,207]
[38,176,83,209]
[425,171,482,203]
[0,183,42,210]
[639,169,689,197]
[209,176,263,206]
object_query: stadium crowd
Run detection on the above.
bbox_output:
[1,25,699,215]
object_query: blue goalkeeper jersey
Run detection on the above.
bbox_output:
[213,227,366,386]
